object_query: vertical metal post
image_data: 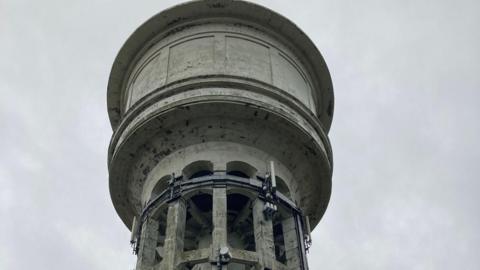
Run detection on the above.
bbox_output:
[270,161,277,194]
[294,213,309,270]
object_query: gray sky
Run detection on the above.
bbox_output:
[1,0,479,269]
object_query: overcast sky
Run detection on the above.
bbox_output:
[1,0,479,269]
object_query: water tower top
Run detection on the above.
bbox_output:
[107,0,334,131]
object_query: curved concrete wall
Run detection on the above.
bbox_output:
[123,22,317,113]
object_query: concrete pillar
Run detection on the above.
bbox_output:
[136,217,160,270]
[252,199,276,270]
[162,199,187,270]
[212,187,227,270]
[281,216,301,270]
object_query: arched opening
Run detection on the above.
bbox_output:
[150,175,171,201]
[275,176,291,199]
[183,160,214,179]
[227,193,255,251]
[184,193,213,252]
[226,161,257,178]
[227,170,249,178]
[150,206,168,266]
[273,215,287,264]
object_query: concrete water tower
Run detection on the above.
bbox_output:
[107,1,334,269]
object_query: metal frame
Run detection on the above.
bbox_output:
[132,172,310,270]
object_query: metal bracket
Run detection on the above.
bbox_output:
[212,246,231,269]
[295,213,310,270]
[167,173,182,202]
[134,171,306,264]
[130,216,140,254]
[304,215,312,252]
[262,161,278,219]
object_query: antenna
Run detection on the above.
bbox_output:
[130,216,139,254]
[304,215,312,251]
[270,161,277,193]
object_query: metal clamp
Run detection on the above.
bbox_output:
[262,161,278,219]
[213,246,231,269]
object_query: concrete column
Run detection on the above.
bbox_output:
[252,199,276,270]
[136,217,160,270]
[281,216,301,270]
[162,199,187,270]
[211,187,227,270]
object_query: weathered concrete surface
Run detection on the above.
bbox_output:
[282,217,302,270]
[107,0,334,231]
[136,217,160,270]
[107,0,333,130]
[211,188,227,269]
[252,199,276,269]
[106,1,334,270]
[161,199,186,270]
